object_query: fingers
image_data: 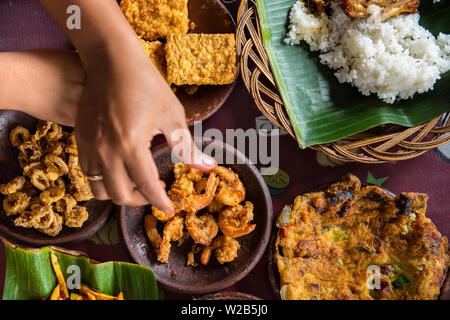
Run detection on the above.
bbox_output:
[163,122,216,172]
[124,146,174,213]
[97,148,151,207]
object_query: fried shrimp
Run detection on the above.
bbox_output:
[158,216,184,263]
[201,235,240,265]
[145,214,162,248]
[3,192,31,216]
[152,171,219,221]
[10,126,31,147]
[144,163,255,265]
[151,205,176,222]
[185,211,219,245]
[218,201,256,238]
[213,166,245,206]
[0,176,26,195]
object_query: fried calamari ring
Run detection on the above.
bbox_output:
[34,121,63,141]
[10,126,31,147]
[30,204,56,229]
[19,140,43,163]
[14,210,34,228]
[0,176,26,195]
[67,155,79,170]
[23,161,43,177]
[30,169,51,191]
[44,154,69,175]
[68,166,88,187]
[36,210,63,237]
[64,205,89,228]
[72,185,94,202]
[65,133,78,156]
[3,192,30,216]
[40,187,65,205]
[55,194,77,214]
[45,140,65,156]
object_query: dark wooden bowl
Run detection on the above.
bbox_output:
[0,111,113,247]
[267,184,450,300]
[197,291,262,300]
[120,139,272,295]
[178,0,237,125]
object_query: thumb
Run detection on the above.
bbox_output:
[163,124,216,171]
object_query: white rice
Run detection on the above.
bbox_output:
[285,1,450,104]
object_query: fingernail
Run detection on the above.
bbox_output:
[200,154,216,167]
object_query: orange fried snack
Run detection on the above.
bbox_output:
[121,0,189,40]
[165,33,238,85]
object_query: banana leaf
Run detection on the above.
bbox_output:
[2,240,158,300]
[256,0,450,148]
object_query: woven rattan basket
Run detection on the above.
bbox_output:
[236,0,450,164]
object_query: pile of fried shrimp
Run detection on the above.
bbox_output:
[0,121,93,236]
[145,163,256,266]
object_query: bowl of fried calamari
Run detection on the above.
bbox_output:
[1,238,158,300]
[0,111,113,246]
[120,139,272,294]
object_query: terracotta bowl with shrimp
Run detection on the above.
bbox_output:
[119,139,273,295]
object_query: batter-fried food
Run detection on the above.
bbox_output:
[276,174,449,300]
[339,0,419,21]
[0,176,26,195]
[145,163,256,266]
[120,0,189,40]
[165,33,238,85]
[2,121,94,236]
[141,39,167,80]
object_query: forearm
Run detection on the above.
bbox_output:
[0,50,83,126]
[40,0,146,71]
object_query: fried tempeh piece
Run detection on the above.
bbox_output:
[140,39,167,80]
[165,33,238,86]
[121,0,189,40]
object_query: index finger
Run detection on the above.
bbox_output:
[124,146,174,214]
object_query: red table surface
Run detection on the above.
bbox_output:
[0,0,449,300]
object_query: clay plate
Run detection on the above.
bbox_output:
[0,111,113,247]
[120,139,272,295]
[267,184,450,300]
[177,0,238,125]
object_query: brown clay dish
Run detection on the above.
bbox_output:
[0,110,113,247]
[178,0,238,125]
[267,184,450,300]
[120,139,272,295]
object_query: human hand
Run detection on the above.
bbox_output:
[75,40,216,211]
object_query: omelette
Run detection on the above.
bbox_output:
[275,174,449,300]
